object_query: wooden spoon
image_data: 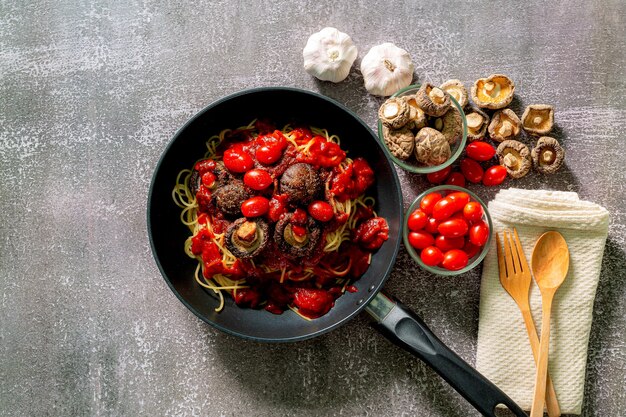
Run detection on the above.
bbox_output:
[530,231,570,417]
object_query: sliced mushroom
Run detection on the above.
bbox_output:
[522,104,554,136]
[532,136,564,174]
[382,126,414,160]
[440,79,468,108]
[378,97,410,129]
[225,217,269,258]
[433,107,463,145]
[465,107,489,141]
[471,74,515,109]
[488,109,521,142]
[496,140,532,178]
[279,163,321,205]
[213,181,250,216]
[274,213,321,259]
[404,95,427,130]
[415,83,451,117]
[414,127,451,166]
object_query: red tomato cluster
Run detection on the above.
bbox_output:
[407,190,489,271]
[426,141,507,187]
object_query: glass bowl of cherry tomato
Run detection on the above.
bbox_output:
[377,84,468,174]
[403,185,492,275]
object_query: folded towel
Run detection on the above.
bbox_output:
[475,188,609,414]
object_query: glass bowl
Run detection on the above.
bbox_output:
[377,84,468,174]
[403,185,492,276]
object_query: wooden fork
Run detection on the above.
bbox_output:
[496,229,561,417]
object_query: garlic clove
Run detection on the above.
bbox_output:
[303,27,358,83]
[360,43,414,96]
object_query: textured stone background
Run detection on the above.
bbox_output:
[1,1,624,416]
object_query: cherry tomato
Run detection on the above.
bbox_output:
[466,141,496,162]
[432,197,458,221]
[435,235,465,252]
[408,231,435,250]
[469,221,490,246]
[447,191,470,211]
[438,218,469,238]
[420,246,444,267]
[463,202,484,223]
[201,172,216,187]
[463,241,481,258]
[483,165,507,186]
[256,144,283,165]
[308,201,334,222]
[425,217,440,234]
[420,192,442,215]
[426,166,452,184]
[460,158,484,184]
[441,249,469,271]
[243,169,272,190]
[445,172,466,187]
[223,147,254,173]
[241,196,270,217]
[407,210,428,231]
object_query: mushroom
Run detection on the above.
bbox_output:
[471,74,515,109]
[225,217,270,258]
[274,213,321,259]
[440,79,468,108]
[496,140,532,178]
[378,97,410,129]
[522,104,554,136]
[415,83,451,117]
[465,107,490,141]
[404,95,427,130]
[213,181,250,216]
[488,109,521,142]
[414,127,451,166]
[532,136,564,174]
[381,126,414,160]
[279,163,321,205]
[432,107,463,145]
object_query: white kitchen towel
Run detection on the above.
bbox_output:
[475,188,609,414]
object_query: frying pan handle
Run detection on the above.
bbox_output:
[371,294,527,417]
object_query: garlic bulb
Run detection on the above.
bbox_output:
[360,43,414,96]
[303,27,358,83]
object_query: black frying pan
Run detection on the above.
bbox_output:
[147,87,527,417]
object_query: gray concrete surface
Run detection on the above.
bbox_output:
[1,1,624,416]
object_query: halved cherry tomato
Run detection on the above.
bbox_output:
[432,197,458,221]
[447,191,470,211]
[438,218,469,238]
[445,172,466,187]
[483,165,507,186]
[243,169,272,190]
[420,192,442,215]
[426,166,452,184]
[201,172,216,187]
[460,158,484,184]
[469,221,490,246]
[463,202,484,223]
[441,249,469,271]
[256,144,283,165]
[425,217,440,234]
[408,231,435,250]
[435,235,465,252]
[407,210,428,231]
[308,201,334,222]
[420,246,444,267]
[241,196,270,217]
[223,146,254,173]
[466,141,496,162]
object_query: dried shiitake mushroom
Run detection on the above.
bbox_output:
[522,104,554,136]
[488,109,521,142]
[379,97,410,129]
[404,95,427,130]
[496,140,531,178]
[471,74,515,109]
[382,126,414,160]
[440,79,468,108]
[414,127,450,166]
[415,83,451,117]
[532,136,564,174]
[432,107,463,145]
[465,107,489,141]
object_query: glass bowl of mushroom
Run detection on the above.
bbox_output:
[377,84,467,174]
